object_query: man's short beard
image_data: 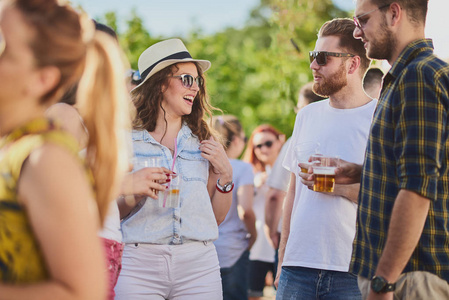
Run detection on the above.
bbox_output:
[366,15,396,61]
[312,62,347,97]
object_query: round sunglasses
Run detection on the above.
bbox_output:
[254,140,274,150]
[172,74,204,89]
[309,51,355,66]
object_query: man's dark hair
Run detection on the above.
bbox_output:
[363,67,384,89]
[370,0,428,25]
[93,20,118,41]
[318,18,371,74]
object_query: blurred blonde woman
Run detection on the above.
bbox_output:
[0,0,130,299]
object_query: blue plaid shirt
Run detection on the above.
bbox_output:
[350,39,449,281]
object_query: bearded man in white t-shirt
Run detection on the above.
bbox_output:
[275,18,376,300]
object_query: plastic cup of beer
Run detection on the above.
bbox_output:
[312,156,339,193]
[159,173,181,208]
[294,142,320,173]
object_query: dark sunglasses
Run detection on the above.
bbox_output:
[353,3,391,29]
[309,51,355,66]
[172,74,204,89]
[255,140,274,150]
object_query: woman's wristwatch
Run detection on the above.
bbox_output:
[216,179,234,193]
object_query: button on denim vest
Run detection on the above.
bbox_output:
[121,124,219,245]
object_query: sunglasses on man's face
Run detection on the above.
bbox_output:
[254,140,274,150]
[309,51,355,66]
[172,74,204,89]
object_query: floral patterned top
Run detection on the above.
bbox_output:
[0,118,80,283]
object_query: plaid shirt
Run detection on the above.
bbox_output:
[350,39,449,281]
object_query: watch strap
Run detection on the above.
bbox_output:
[216,179,234,193]
[371,276,396,293]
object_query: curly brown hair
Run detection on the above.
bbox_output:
[131,62,219,141]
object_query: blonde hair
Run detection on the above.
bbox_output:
[12,0,130,225]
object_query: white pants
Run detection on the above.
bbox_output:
[115,242,222,300]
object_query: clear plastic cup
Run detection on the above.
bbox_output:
[294,141,320,173]
[312,156,339,192]
[159,173,181,208]
[131,157,161,171]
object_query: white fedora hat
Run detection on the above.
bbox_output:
[133,38,211,91]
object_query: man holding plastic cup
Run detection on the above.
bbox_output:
[275,18,377,299]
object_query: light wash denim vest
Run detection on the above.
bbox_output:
[121,124,219,245]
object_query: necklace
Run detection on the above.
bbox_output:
[159,136,175,153]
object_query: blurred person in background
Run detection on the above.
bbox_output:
[264,82,325,291]
[244,124,284,300]
[46,21,133,300]
[126,69,142,92]
[362,67,384,99]
[213,115,257,300]
[0,0,130,299]
[265,82,325,252]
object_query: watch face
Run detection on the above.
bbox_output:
[371,276,386,293]
[224,184,232,192]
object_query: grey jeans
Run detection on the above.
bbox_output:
[358,272,449,300]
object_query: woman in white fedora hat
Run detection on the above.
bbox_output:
[115,39,233,299]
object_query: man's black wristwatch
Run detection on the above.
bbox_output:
[371,275,396,293]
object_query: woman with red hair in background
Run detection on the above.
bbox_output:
[244,125,284,300]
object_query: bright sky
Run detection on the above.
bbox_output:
[72,0,260,37]
[72,0,449,60]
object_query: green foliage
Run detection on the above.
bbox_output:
[99,1,351,137]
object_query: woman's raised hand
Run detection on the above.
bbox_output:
[199,136,232,180]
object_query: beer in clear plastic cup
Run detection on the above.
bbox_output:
[312,156,339,192]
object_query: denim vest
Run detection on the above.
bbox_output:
[121,124,218,245]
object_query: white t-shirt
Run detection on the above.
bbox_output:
[267,138,291,193]
[249,171,275,263]
[266,138,292,234]
[98,203,122,242]
[282,98,377,272]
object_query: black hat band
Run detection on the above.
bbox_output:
[140,51,192,81]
